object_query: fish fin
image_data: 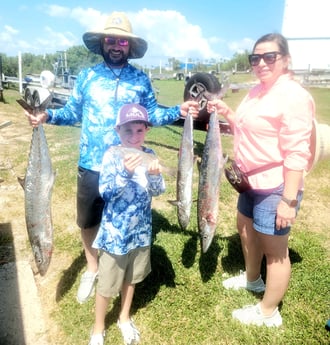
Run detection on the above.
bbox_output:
[193,155,199,165]
[16,99,34,113]
[168,200,179,207]
[196,156,202,171]
[17,176,25,190]
[162,166,176,177]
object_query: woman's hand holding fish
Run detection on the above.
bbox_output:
[207,100,235,132]
[207,99,232,119]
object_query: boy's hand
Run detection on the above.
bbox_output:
[123,154,142,174]
[148,159,162,175]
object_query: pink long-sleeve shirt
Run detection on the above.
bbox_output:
[234,73,315,190]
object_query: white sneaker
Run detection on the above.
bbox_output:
[232,303,282,327]
[88,331,105,345]
[117,319,140,345]
[77,271,98,304]
[222,270,265,292]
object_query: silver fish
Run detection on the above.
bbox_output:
[169,112,194,229]
[106,146,176,180]
[107,146,159,168]
[19,124,55,275]
[197,111,227,253]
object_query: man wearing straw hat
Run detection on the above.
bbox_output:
[25,11,199,306]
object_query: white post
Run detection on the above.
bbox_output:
[18,52,23,95]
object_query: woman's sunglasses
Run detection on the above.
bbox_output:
[248,51,282,66]
[104,37,129,47]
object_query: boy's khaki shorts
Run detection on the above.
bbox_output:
[97,246,151,298]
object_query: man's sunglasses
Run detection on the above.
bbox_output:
[248,51,282,66]
[104,37,129,46]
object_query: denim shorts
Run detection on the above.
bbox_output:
[237,184,303,236]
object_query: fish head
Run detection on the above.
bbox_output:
[199,216,217,253]
[201,231,214,253]
[178,212,190,230]
[32,242,53,276]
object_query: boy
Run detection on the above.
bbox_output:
[89,104,165,345]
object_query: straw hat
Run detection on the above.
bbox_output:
[82,12,148,59]
[306,119,330,173]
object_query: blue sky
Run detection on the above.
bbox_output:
[1,1,286,67]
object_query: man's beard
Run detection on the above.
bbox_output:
[102,48,129,67]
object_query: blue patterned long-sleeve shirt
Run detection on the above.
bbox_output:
[93,146,165,255]
[46,62,180,171]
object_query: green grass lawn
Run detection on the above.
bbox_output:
[1,81,329,344]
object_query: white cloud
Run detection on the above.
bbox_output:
[44,26,77,47]
[16,39,31,51]
[0,25,20,54]
[43,4,105,30]
[228,37,254,54]
[71,7,107,30]
[128,9,221,65]
[4,25,18,35]
[43,4,71,17]
[0,5,253,63]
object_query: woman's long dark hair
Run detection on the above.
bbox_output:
[253,33,290,56]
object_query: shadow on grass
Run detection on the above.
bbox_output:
[181,233,198,268]
[134,244,176,305]
[55,250,86,302]
[199,237,222,282]
[288,247,303,265]
[181,231,224,282]
[221,233,303,282]
[151,209,181,238]
[153,209,224,282]
[221,233,245,274]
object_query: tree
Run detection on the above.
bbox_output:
[168,57,181,71]
[66,46,102,75]
[220,51,250,72]
[0,54,18,77]
[1,47,251,78]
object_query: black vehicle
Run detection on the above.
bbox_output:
[174,72,232,134]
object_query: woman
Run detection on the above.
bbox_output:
[208,33,315,327]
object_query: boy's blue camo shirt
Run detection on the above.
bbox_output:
[93,146,165,255]
[46,62,180,172]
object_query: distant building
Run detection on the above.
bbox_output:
[282,0,330,70]
[179,62,196,71]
